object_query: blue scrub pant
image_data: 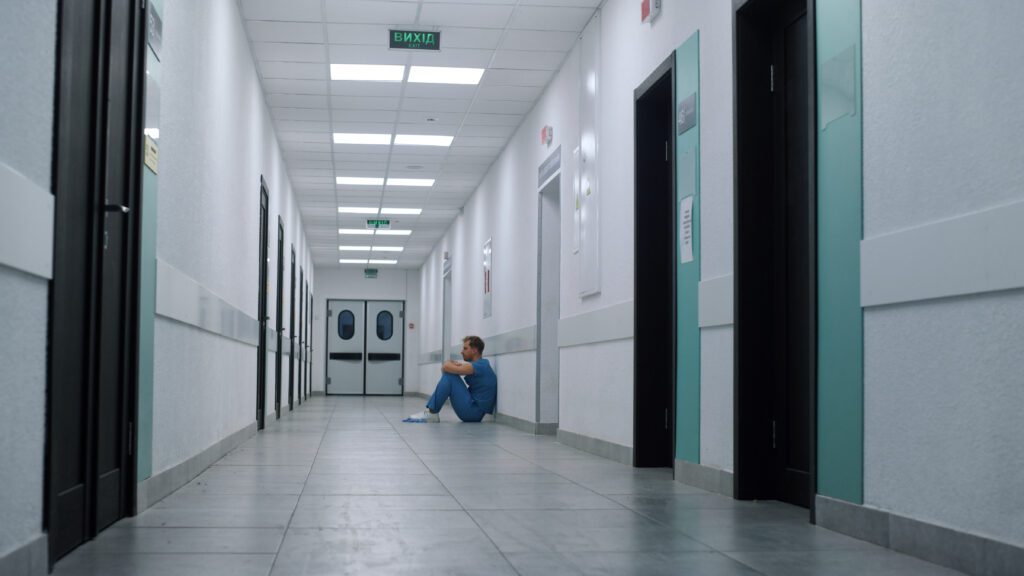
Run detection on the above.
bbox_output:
[426,373,487,422]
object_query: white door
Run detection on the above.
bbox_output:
[365,301,404,395]
[327,300,365,395]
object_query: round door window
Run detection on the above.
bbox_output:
[376,311,393,341]
[338,310,355,340]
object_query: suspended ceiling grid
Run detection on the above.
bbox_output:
[240,0,601,269]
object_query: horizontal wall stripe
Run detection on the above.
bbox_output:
[418,325,538,365]
[155,259,259,346]
[558,301,634,348]
[698,274,733,328]
[862,200,1024,307]
[0,162,53,280]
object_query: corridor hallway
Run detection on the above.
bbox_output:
[51,397,962,576]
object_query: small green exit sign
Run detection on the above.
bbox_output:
[366,219,391,229]
[364,268,378,279]
[390,30,440,51]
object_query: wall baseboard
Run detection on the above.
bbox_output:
[674,459,734,497]
[816,495,1024,576]
[0,534,47,576]
[496,412,557,436]
[556,428,632,466]
[136,422,257,511]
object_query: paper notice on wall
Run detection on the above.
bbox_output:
[680,195,694,264]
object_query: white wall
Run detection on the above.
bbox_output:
[152,0,313,474]
[311,267,419,394]
[415,0,737,452]
[862,0,1024,546]
[0,0,56,562]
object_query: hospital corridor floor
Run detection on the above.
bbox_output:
[52,396,964,575]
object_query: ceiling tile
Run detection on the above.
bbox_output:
[491,50,566,71]
[500,29,580,52]
[481,68,554,87]
[262,79,329,95]
[509,6,595,32]
[324,1,420,24]
[419,3,514,29]
[328,44,407,65]
[476,85,541,101]
[252,42,326,63]
[409,48,493,68]
[331,81,404,98]
[247,21,325,44]
[403,83,478,100]
[267,94,328,108]
[242,0,323,21]
[273,107,331,121]
[464,113,523,127]
[469,99,533,115]
[326,24,385,45]
[331,96,402,110]
[274,120,331,132]
[400,98,472,113]
[438,27,503,50]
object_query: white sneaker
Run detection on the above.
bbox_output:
[403,410,439,423]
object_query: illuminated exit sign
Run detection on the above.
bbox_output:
[366,219,391,230]
[390,30,440,51]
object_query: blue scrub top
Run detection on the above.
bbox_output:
[465,358,497,413]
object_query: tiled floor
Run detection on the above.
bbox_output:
[53,396,965,575]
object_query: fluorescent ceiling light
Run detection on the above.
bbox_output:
[331,64,405,82]
[369,259,398,265]
[372,246,404,252]
[394,134,453,147]
[339,259,370,264]
[386,178,434,187]
[380,208,422,215]
[336,176,385,186]
[375,229,412,236]
[408,66,484,85]
[338,228,375,235]
[333,133,391,145]
[338,207,379,214]
[338,246,372,251]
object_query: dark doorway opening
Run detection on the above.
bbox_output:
[289,246,296,411]
[275,218,284,419]
[298,269,304,406]
[48,0,145,565]
[633,55,676,468]
[257,179,269,430]
[735,0,816,511]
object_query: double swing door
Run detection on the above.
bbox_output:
[326,300,404,396]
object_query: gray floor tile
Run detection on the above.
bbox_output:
[503,550,764,576]
[79,527,285,554]
[120,507,294,528]
[453,483,624,510]
[152,493,300,511]
[290,508,479,529]
[726,549,968,575]
[302,473,448,495]
[295,494,462,511]
[52,553,276,576]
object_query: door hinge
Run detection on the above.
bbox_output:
[327,377,331,384]
[664,141,669,162]
[127,422,134,456]
[772,420,777,449]
[664,409,668,430]
[770,64,775,93]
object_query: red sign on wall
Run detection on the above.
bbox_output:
[641,0,661,24]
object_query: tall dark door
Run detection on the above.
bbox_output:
[49,0,144,564]
[257,180,269,430]
[275,218,284,419]
[298,270,304,406]
[735,0,814,509]
[308,290,313,398]
[289,247,296,410]
[633,56,676,468]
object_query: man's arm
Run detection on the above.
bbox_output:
[442,360,475,376]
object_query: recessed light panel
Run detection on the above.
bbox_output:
[339,246,372,251]
[336,176,385,186]
[339,259,370,264]
[380,208,422,215]
[333,133,392,145]
[408,66,484,85]
[386,178,434,187]
[394,134,454,147]
[331,64,405,82]
[338,207,379,214]
[338,228,375,235]
[372,246,404,252]
[369,259,398,265]
[375,229,412,236]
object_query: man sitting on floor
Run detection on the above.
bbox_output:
[404,335,496,423]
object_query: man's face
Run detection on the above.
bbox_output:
[461,341,475,361]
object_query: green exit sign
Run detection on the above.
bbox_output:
[390,30,440,51]
[366,219,391,230]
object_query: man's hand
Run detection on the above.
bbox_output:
[442,359,475,376]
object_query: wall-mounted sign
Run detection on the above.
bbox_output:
[540,125,553,147]
[641,0,662,24]
[677,92,697,135]
[390,30,441,51]
[143,135,159,174]
[366,219,391,229]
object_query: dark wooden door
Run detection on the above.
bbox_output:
[275,218,284,419]
[257,180,269,430]
[289,248,296,410]
[49,0,143,564]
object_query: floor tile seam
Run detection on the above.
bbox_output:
[268,399,337,576]
[375,401,525,576]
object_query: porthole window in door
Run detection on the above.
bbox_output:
[376,310,394,341]
[338,310,355,340]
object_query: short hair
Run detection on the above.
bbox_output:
[463,335,485,354]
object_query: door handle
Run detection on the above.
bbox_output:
[104,204,131,214]
[367,353,401,361]
[330,352,363,361]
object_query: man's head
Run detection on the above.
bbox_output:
[461,336,485,361]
